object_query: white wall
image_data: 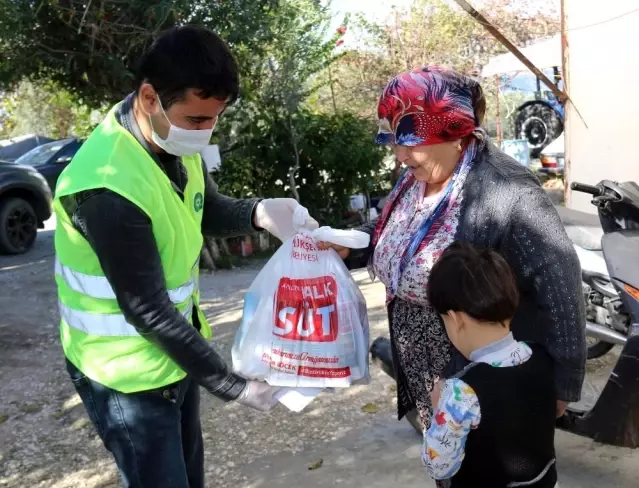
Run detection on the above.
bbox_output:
[564,0,639,212]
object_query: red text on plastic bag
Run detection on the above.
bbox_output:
[274,276,338,343]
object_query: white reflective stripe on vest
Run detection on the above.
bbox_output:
[55,258,195,303]
[59,300,193,337]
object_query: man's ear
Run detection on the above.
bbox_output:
[138,83,159,116]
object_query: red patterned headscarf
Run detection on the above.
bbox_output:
[370,67,487,297]
[376,66,483,147]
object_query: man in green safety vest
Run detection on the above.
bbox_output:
[53,25,318,488]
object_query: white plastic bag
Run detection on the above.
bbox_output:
[232,227,371,391]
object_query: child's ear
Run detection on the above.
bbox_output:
[447,310,463,331]
[448,310,470,333]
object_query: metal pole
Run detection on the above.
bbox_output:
[452,0,567,102]
[561,0,571,205]
[495,75,502,145]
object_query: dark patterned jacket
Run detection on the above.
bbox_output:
[350,142,586,415]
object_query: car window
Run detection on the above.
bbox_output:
[15,140,70,167]
[55,141,82,164]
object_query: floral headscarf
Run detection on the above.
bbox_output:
[376,66,483,147]
[371,67,486,297]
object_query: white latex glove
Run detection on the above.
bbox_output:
[254,198,319,242]
[236,381,281,412]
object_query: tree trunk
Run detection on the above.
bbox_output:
[287,114,301,202]
[200,239,216,273]
[219,238,231,256]
[208,238,221,260]
[328,65,338,115]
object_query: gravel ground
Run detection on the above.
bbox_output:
[0,228,396,488]
[1,225,638,488]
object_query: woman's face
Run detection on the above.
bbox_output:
[393,139,462,184]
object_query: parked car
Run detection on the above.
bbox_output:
[0,134,55,162]
[0,161,52,254]
[13,138,84,193]
[539,134,565,174]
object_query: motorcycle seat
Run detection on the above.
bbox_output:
[556,205,603,251]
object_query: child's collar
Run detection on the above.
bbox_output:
[469,332,515,362]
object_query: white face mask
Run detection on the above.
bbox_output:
[149,97,216,157]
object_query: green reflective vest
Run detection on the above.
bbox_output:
[53,104,211,393]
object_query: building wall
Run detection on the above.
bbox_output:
[564,0,639,212]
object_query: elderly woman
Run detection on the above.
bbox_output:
[324,67,586,430]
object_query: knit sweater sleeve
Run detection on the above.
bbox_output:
[502,185,586,402]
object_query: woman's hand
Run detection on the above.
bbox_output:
[317,241,351,260]
[556,400,569,418]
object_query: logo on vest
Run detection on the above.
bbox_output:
[194,192,203,212]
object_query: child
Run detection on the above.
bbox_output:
[424,241,557,488]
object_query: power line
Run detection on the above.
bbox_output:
[469,5,639,34]
[565,7,639,32]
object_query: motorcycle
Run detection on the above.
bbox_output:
[371,179,639,447]
[560,206,630,359]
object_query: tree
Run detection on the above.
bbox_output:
[0,80,102,139]
[309,14,395,119]
[0,0,280,105]
[213,0,348,202]
[380,0,559,72]
[295,111,387,225]
[210,1,387,224]
[1,0,387,226]
[215,110,386,227]
[312,0,560,126]
[262,0,342,201]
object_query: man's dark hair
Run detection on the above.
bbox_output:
[427,241,519,325]
[135,25,239,108]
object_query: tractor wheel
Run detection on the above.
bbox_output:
[515,103,564,158]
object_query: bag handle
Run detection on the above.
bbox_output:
[293,206,370,249]
[310,227,370,249]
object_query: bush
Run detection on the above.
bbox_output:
[214,110,387,227]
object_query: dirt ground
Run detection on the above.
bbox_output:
[1,224,638,488]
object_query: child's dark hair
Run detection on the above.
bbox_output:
[427,241,519,325]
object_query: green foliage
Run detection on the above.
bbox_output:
[0,1,386,224]
[0,0,558,223]
[213,0,358,208]
[483,83,531,139]
[0,0,280,105]
[214,110,386,226]
[295,111,387,225]
[0,80,104,139]
[210,0,386,226]
[312,0,560,125]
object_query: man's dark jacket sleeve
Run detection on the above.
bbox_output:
[201,164,261,237]
[70,189,248,400]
